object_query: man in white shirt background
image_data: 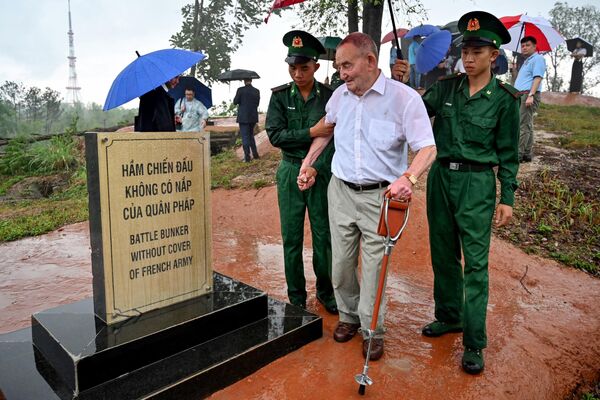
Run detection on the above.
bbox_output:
[299,32,436,360]
[175,88,209,132]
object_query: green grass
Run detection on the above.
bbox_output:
[536,103,600,148]
[0,147,279,242]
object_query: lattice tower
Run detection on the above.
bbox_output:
[65,0,81,104]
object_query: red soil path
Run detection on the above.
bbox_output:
[0,187,599,399]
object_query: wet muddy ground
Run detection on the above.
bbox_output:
[1,186,599,399]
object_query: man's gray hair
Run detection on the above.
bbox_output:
[338,32,379,60]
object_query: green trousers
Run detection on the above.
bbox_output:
[276,159,334,306]
[426,161,496,349]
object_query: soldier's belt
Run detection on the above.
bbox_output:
[282,154,303,164]
[439,160,492,172]
[342,179,390,191]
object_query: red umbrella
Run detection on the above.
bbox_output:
[381,28,409,44]
[499,14,565,53]
[264,0,307,23]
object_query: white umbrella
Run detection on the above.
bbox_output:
[500,14,565,53]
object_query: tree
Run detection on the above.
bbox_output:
[296,0,426,52]
[0,81,25,128]
[41,88,62,134]
[549,2,600,94]
[170,0,272,84]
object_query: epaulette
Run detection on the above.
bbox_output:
[498,80,521,99]
[439,72,464,81]
[320,82,334,92]
[271,82,292,92]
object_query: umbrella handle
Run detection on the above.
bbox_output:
[387,0,403,60]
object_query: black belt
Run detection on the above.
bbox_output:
[342,179,389,191]
[438,160,492,172]
[282,154,302,164]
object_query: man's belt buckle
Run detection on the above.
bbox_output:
[449,162,460,171]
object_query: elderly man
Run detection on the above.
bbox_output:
[299,32,436,360]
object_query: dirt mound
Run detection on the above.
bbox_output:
[542,92,600,108]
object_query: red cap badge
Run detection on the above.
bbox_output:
[467,18,480,31]
[292,36,303,48]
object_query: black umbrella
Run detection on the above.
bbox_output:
[566,37,594,57]
[217,69,261,82]
[168,76,213,108]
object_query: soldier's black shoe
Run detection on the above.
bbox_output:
[462,347,484,374]
[422,320,463,337]
[317,295,338,314]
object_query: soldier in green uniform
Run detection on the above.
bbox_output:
[420,11,520,374]
[266,30,337,314]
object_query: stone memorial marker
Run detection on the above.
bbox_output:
[85,131,212,324]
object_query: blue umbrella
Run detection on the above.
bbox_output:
[416,30,452,74]
[103,49,205,111]
[168,76,213,108]
[405,24,440,39]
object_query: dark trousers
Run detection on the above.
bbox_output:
[239,123,259,162]
[427,161,496,350]
[276,159,334,306]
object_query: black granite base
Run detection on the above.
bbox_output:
[0,274,322,400]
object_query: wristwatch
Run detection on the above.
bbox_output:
[402,172,418,185]
[527,93,535,97]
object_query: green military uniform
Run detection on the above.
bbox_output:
[421,11,520,354]
[330,71,343,90]
[265,30,336,309]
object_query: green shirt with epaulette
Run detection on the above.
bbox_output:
[266,80,334,174]
[422,73,520,206]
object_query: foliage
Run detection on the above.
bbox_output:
[210,147,278,189]
[170,0,272,85]
[509,168,599,275]
[548,2,600,94]
[209,100,238,117]
[295,0,427,46]
[0,116,79,175]
[0,80,138,140]
[535,103,600,148]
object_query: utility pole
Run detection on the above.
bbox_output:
[65,0,81,105]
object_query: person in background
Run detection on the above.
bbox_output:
[234,79,260,162]
[136,75,179,132]
[568,40,586,93]
[514,36,546,163]
[174,87,209,132]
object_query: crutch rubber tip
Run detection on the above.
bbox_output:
[358,384,366,395]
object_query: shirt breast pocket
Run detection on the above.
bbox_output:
[465,116,496,145]
[368,119,397,150]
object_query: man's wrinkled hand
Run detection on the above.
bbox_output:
[309,117,335,138]
[297,167,317,191]
[391,59,410,83]
[388,176,412,200]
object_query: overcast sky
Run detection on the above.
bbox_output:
[0,0,594,112]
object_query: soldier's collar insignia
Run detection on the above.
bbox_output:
[467,18,480,31]
[292,36,303,48]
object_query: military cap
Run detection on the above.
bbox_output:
[282,30,326,65]
[458,11,511,49]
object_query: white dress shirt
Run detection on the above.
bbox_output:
[326,71,435,184]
